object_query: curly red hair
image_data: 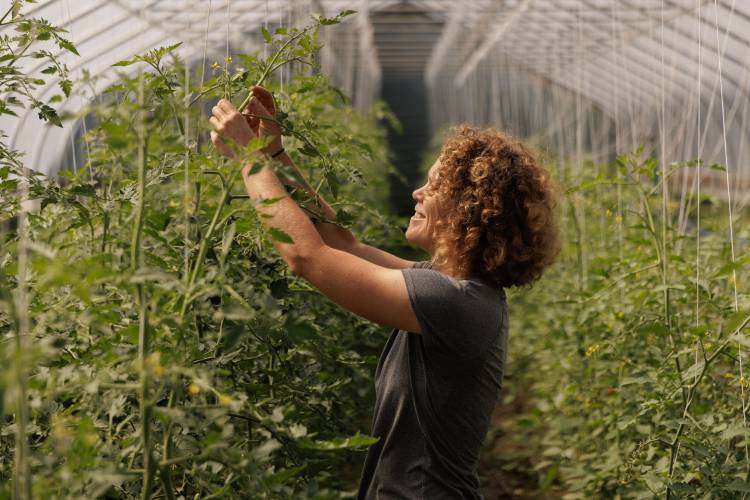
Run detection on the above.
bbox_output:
[429,125,561,288]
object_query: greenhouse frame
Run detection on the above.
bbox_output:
[2,0,750,498]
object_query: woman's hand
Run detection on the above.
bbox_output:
[209,85,282,159]
[210,99,253,159]
[244,85,283,155]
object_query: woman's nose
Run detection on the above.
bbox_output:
[412,186,423,202]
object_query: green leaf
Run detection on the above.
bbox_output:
[300,431,377,451]
[268,227,293,244]
[725,480,750,493]
[37,103,62,127]
[713,254,750,279]
[266,465,304,485]
[112,57,139,67]
[669,482,695,494]
[68,184,97,197]
[59,79,72,97]
[325,171,340,198]
[261,26,272,43]
[725,309,750,336]
[245,160,265,176]
[245,135,273,153]
[335,208,354,225]
[260,196,284,206]
[57,38,79,56]
[299,34,313,52]
[298,144,317,156]
[100,121,129,150]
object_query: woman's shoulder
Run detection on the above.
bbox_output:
[403,262,507,359]
[406,261,506,302]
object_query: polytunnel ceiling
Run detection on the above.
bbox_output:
[426,0,750,116]
[6,1,750,108]
[4,0,750,177]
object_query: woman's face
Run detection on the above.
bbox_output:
[406,159,445,253]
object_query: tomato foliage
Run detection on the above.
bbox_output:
[495,150,750,498]
[1,3,407,498]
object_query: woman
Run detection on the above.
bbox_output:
[210,85,560,499]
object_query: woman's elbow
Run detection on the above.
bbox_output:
[284,244,327,277]
[287,254,306,276]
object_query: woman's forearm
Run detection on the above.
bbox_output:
[274,152,359,251]
[241,159,325,274]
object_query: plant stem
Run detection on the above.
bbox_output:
[159,390,176,500]
[667,314,750,486]
[12,114,32,500]
[180,176,233,318]
[567,196,584,290]
[150,63,185,137]
[133,72,154,500]
[0,3,14,25]
[236,28,311,112]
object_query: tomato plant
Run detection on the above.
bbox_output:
[1,4,408,499]
[494,151,750,498]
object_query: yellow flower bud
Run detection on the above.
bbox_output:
[83,433,98,447]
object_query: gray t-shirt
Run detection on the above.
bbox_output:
[358,261,509,499]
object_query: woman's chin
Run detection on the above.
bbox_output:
[404,227,416,245]
[405,229,428,252]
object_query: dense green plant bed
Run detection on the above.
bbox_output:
[494,152,750,498]
[1,4,412,498]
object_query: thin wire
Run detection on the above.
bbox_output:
[226,0,230,62]
[224,0,230,99]
[660,0,669,314]
[280,0,286,93]
[696,0,703,332]
[713,0,746,468]
[264,0,269,59]
[200,0,213,87]
[672,0,706,477]
[60,0,78,175]
[184,7,194,283]
[611,0,623,270]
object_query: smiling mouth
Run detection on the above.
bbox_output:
[412,212,426,220]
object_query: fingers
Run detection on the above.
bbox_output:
[210,99,256,155]
[217,98,237,115]
[251,85,276,114]
[212,101,248,131]
[245,111,260,131]
[248,96,272,119]
[212,103,227,120]
[210,131,235,159]
[209,116,223,134]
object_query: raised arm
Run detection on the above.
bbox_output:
[244,85,415,270]
[272,149,416,270]
[209,93,422,333]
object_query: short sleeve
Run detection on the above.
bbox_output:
[400,267,503,360]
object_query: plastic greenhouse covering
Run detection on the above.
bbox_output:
[1,1,748,204]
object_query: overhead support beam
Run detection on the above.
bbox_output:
[454,0,533,87]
